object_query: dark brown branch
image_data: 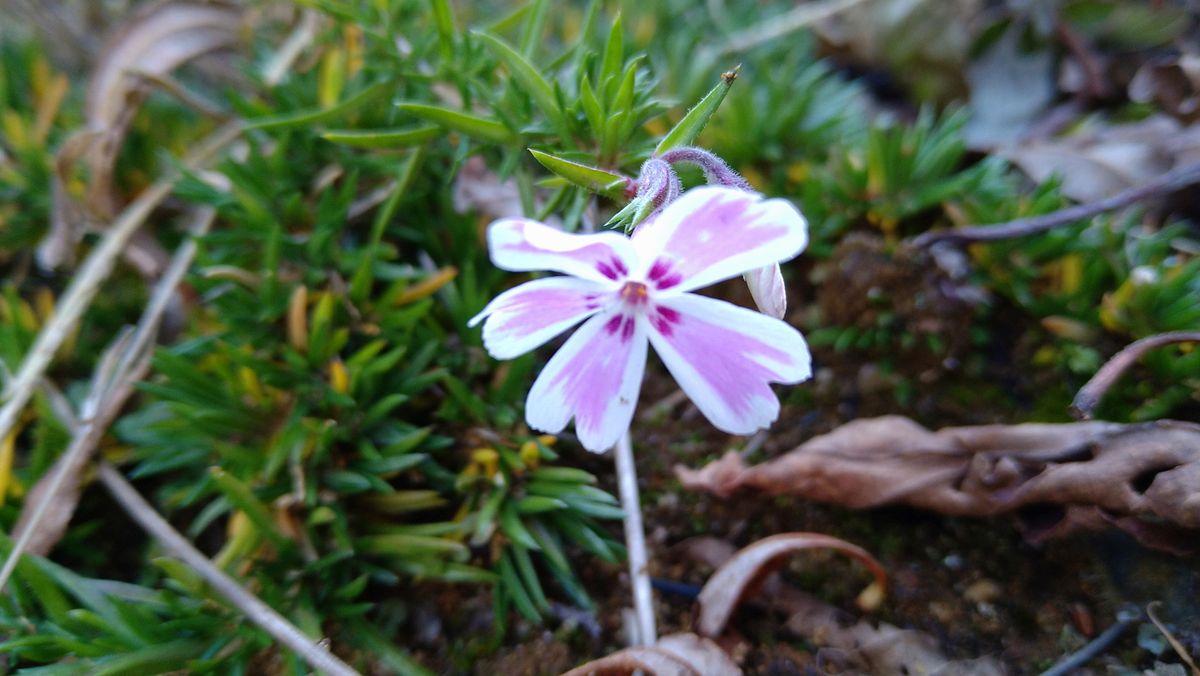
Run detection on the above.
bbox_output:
[1054,19,1109,101]
[1071,331,1200,420]
[912,161,1200,248]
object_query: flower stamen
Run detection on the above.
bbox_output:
[620,281,650,306]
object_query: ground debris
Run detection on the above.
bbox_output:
[676,416,1200,552]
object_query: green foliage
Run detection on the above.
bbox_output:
[1,0,1198,672]
[0,41,77,253]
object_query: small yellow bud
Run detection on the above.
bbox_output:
[0,428,17,507]
[471,448,499,479]
[328,358,350,394]
[287,285,309,353]
[519,441,540,469]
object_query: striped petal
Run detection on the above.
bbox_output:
[469,276,610,359]
[487,217,639,284]
[646,293,811,435]
[525,309,648,452]
[631,186,807,295]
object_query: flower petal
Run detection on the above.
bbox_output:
[526,309,648,452]
[631,186,807,294]
[469,276,610,359]
[488,217,639,284]
[743,264,787,319]
[646,293,811,435]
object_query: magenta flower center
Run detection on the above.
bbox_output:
[619,281,651,306]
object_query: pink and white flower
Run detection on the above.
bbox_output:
[469,186,812,452]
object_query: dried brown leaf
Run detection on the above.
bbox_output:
[86,1,242,133]
[695,533,887,638]
[653,634,741,676]
[42,1,242,269]
[1001,115,1200,202]
[560,635,738,676]
[1129,53,1200,123]
[674,535,1005,674]
[965,25,1055,148]
[781,592,1006,675]
[676,416,1200,551]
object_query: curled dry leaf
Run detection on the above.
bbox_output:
[42,1,243,269]
[676,416,1200,552]
[677,535,1004,675]
[1129,53,1200,123]
[560,633,739,676]
[695,533,887,638]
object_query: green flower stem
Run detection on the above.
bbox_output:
[613,430,656,645]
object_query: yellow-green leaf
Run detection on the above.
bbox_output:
[397,102,516,144]
[654,68,738,155]
[529,149,628,200]
[322,125,441,147]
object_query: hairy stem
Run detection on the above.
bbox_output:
[614,431,656,645]
[659,147,750,191]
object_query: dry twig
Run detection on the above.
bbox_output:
[912,161,1200,247]
[1146,601,1200,676]
[1040,609,1137,676]
[97,463,362,676]
[1072,331,1200,420]
[0,206,216,589]
[0,122,239,453]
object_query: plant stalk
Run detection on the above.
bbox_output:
[613,430,656,645]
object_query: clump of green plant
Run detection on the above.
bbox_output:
[1,0,1199,673]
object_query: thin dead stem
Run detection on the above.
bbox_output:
[913,161,1200,247]
[1146,601,1200,676]
[0,206,217,591]
[263,9,321,85]
[0,122,240,449]
[1071,331,1200,419]
[97,462,362,676]
[0,332,137,592]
